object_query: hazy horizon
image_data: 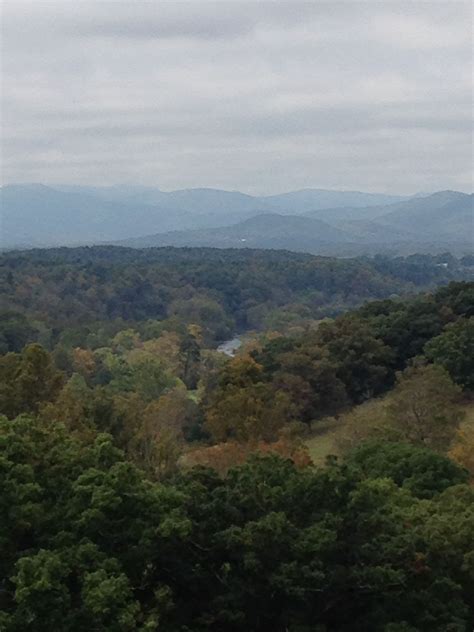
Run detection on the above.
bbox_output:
[1,182,472,198]
[2,1,472,195]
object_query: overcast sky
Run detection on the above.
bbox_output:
[1,1,472,194]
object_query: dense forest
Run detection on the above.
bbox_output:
[0,246,472,346]
[1,246,473,630]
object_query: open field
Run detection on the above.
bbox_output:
[305,401,474,466]
[305,418,342,465]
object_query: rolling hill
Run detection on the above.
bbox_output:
[117,213,355,251]
[0,184,185,247]
[374,190,473,240]
[117,191,473,255]
[0,184,408,248]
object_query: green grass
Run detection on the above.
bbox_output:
[305,401,474,467]
[305,418,341,465]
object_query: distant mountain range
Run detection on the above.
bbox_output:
[118,191,473,256]
[0,184,472,255]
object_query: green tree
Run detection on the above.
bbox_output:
[360,297,448,369]
[315,317,394,402]
[0,344,64,418]
[425,317,474,389]
[0,415,186,630]
[1,413,474,630]
[272,349,348,422]
[0,311,38,353]
[346,440,468,498]
[179,331,201,389]
[127,354,178,401]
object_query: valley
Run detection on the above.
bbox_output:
[1,244,473,630]
[2,2,473,629]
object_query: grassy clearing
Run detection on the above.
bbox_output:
[305,400,474,467]
[305,418,342,465]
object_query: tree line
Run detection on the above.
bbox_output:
[1,246,471,348]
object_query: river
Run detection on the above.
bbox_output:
[216,336,242,356]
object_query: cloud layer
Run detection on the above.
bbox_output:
[1,1,472,193]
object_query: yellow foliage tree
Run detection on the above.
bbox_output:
[386,364,464,452]
[128,387,191,479]
[449,425,474,477]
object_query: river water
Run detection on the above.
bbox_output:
[216,336,242,356]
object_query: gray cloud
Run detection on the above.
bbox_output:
[1,1,472,194]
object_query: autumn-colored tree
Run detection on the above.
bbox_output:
[272,349,348,422]
[260,424,313,469]
[127,388,196,478]
[449,424,474,477]
[183,429,311,476]
[205,382,295,443]
[386,364,465,451]
[219,355,263,388]
[182,441,250,475]
[334,398,394,454]
[142,331,182,374]
[39,374,96,438]
[71,347,96,379]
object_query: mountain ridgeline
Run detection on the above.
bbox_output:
[1,184,472,255]
[119,190,473,255]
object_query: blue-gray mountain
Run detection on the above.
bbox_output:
[0,184,405,247]
[118,191,473,256]
[0,185,471,255]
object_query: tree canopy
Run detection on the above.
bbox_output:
[1,414,473,631]
[0,247,472,629]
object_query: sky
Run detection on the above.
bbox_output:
[1,1,472,194]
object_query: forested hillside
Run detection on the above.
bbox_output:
[2,0,472,627]
[1,246,471,346]
[1,246,473,630]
